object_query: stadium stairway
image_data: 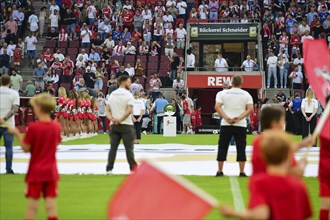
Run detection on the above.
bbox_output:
[160,88,176,102]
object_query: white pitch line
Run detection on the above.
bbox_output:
[229,176,245,211]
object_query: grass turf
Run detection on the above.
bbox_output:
[1,134,306,147]
[0,175,320,220]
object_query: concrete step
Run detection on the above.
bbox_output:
[160,88,176,102]
[265,88,291,100]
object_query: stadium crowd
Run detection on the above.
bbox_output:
[0,0,329,136]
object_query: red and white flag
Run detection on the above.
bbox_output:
[303,39,330,139]
[108,161,218,220]
[303,39,330,107]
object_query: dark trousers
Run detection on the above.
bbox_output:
[302,113,317,139]
[176,115,182,133]
[133,116,142,140]
[217,126,247,162]
[151,91,160,102]
[100,116,107,132]
[293,111,302,135]
[157,116,164,134]
[293,83,302,89]
[106,125,137,171]
[0,127,14,172]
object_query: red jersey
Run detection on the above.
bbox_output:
[183,100,191,115]
[290,36,301,48]
[319,137,330,184]
[23,121,61,183]
[13,50,22,62]
[249,173,312,220]
[122,12,133,26]
[251,135,297,175]
[42,52,54,62]
[102,7,111,19]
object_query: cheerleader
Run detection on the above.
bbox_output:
[89,96,99,134]
[56,87,69,137]
[67,91,78,138]
[77,92,87,136]
[82,92,93,135]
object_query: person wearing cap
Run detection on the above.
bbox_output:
[0,74,20,174]
[125,42,137,55]
[83,66,96,89]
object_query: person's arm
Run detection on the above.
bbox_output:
[0,105,19,123]
[214,102,233,124]
[117,105,133,124]
[7,128,31,152]
[233,103,253,122]
[220,204,270,220]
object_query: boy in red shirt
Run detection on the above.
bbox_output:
[252,105,315,177]
[13,46,22,70]
[9,93,61,220]
[319,95,330,220]
[220,130,313,220]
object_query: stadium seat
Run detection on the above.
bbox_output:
[57,41,68,48]
[80,48,90,54]
[114,56,125,64]
[148,56,158,63]
[52,83,59,95]
[125,55,136,63]
[188,19,197,24]
[45,40,56,48]
[58,47,67,55]
[175,48,184,57]
[176,18,185,26]
[137,55,147,63]
[67,48,78,55]
[69,40,80,48]
[56,69,63,77]
[95,47,102,55]
[69,54,76,61]
[60,83,72,91]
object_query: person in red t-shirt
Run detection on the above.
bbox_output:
[9,93,61,220]
[290,32,301,55]
[181,95,192,134]
[13,47,22,69]
[220,130,313,220]
[42,48,54,62]
[318,96,330,220]
[122,8,133,31]
[251,105,315,178]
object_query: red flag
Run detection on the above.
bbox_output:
[303,39,330,107]
[108,161,218,220]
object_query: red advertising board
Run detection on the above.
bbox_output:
[187,74,263,89]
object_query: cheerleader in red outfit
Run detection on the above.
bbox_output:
[82,92,93,135]
[89,97,99,134]
[67,91,78,138]
[56,87,69,137]
[77,92,87,136]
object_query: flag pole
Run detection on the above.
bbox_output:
[305,102,330,157]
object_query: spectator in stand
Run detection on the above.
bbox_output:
[75,78,87,92]
[12,6,24,37]
[83,66,96,89]
[163,10,174,29]
[293,53,304,73]
[65,23,77,37]
[25,32,37,67]
[49,10,60,32]
[121,28,131,42]
[94,67,104,92]
[266,50,278,88]
[10,70,23,92]
[101,47,111,61]
[323,15,330,32]
[46,27,59,41]
[139,41,149,55]
[36,54,48,70]
[33,64,46,91]
[125,42,137,55]
[53,49,65,62]
[102,35,115,49]
[186,48,195,71]
[76,49,89,63]
[13,47,22,70]
[76,56,86,69]
[25,80,36,97]
[64,8,77,34]
[89,48,100,62]
[107,74,118,94]
[289,67,304,89]
[279,31,289,53]
[135,58,145,77]
[214,53,228,72]
[0,50,10,75]
[301,30,314,43]
[176,0,187,20]
[169,53,180,80]
[113,41,126,57]
[290,32,301,55]
[98,19,112,41]
[131,28,142,41]
[173,76,185,96]
[298,20,311,36]
[319,6,329,23]
[131,77,144,94]
[51,57,62,70]
[143,22,152,43]
[87,2,97,25]
[312,20,325,39]
[151,93,168,134]
[42,48,54,63]
[134,10,144,32]
[149,73,162,102]
[278,54,289,88]
[49,1,60,15]
[164,35,175,57]
[45,68,60,84]
[58,28,68,41]
[125,63,135,77]
[175,23,187,49]
[80,23,92,48]
[122,8,134,31]
[5,17,18,37]
[153,23,163,43]
[116,66,129,78]
[28,11,39,35]
[241,55,255,72]
[112,26,122,42]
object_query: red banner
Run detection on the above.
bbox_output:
[187,74,263,89]
[303,39,330,107]
[108,161,217,220]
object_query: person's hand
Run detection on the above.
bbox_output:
[219,204,235,217]
[137,118,142,122]
[298,157,308,167]
[306,117,311,122]
[300,136,316,147]
[0,118,6,125]
[111,118,120,125]
[7,127,20,136]
[291,111,294,115]
[132,117,136,122]
[223,116,234,124]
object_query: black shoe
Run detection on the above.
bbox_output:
[239,172,247,177]
[215,171,224,177]
[6,170,14,174]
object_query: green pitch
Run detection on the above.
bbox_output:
[0,134,320,219]
[0,175,319,219]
